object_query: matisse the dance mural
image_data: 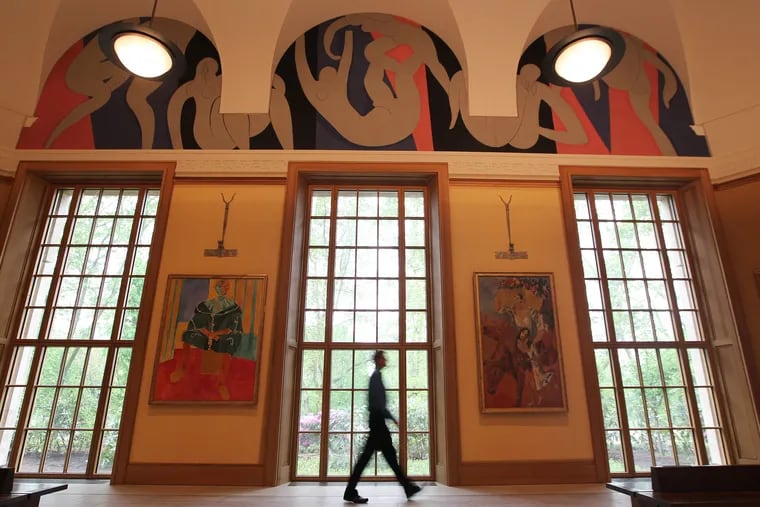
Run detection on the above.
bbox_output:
[17,15,708,157]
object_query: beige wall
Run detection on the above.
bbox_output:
[130,182,285,464]
[714,177,760,396]
[449,184,592,461]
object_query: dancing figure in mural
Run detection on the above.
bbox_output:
[595,32,678,155]
[296,14,450,147]
[323,13,450,105]
[169,279,243,400]
[44,18,195,149]
[167,57,293,149]
[448,64,587,149]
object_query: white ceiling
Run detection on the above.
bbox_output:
[1,0,759,157]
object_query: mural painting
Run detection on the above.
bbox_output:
[17,15,708,157]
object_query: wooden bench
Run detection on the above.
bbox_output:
[607,465,760,506]
[0,468,67,507]
[0,483,68,506]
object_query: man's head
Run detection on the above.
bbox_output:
[373,350,387,369]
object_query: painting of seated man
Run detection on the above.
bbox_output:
[151,275,267,404]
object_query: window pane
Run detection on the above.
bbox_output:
[309,219,330,246]
[357,191,377,217]
[378,220,398,246]
[304,311,326,343]
[378,192,398,217]
[334,249,355,277]
[356,250,377,277]
[574,193,590,219]
[404,191,424,217]
[378,311,400,343]
[357,219,377,247]
[582,250,599,278]
[337,191,357,216]
[377,249,398,277]
[405,219,425,247]
[311,190,331,216]
[406,281,426,310]
[406,312,427,343]
[306,279,328,309]
[308,248,329,277]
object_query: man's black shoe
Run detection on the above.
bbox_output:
[343,490,369,504]
[405,483,422,499]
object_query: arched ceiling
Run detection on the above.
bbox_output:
[1,0,759,151]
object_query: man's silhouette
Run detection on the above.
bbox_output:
[343,350,422,503]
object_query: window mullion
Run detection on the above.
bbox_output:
[318,187,340,478]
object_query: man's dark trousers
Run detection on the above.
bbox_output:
[346,412,412,491]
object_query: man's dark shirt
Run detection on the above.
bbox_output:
[368,369,393,422]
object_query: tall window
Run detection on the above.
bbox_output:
[0,186,159,477]
[574,190,726,475]
[294,186,433,481]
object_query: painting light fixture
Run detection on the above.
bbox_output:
[99,0,183,79]
[542,0,624,86]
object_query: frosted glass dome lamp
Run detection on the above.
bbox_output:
[542,0,624,86]
[98,0,184,80]
[113,31,173,79]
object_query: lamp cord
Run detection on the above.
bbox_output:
[149,0,158,27]
[569,0,578,30]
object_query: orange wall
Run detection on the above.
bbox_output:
[128,180,597,467]
[130,182,285,464]
[449,184,592,461]
[714,177,760,395]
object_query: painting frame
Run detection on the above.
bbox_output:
[473,272,567,413]
[149,274,267,405]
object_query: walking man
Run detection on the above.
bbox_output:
[344,350,422,503]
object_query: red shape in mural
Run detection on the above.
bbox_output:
[17,41,95,149]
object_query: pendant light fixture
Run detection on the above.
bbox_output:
[98,0,184,79]
[542,0,624,86]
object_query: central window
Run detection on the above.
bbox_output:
[293,185,433,481]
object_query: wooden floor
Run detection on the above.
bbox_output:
[34,481,632,506]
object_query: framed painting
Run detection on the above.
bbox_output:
[150,275,267,404]
[474,273,566,413]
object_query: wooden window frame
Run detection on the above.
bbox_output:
[262,162,461,486]
[560,166,760,480]
[0,161,175,484]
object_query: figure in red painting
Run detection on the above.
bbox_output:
[169,279,242,400]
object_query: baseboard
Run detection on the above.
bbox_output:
[124,463,266,486]
[458,459,600,485]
